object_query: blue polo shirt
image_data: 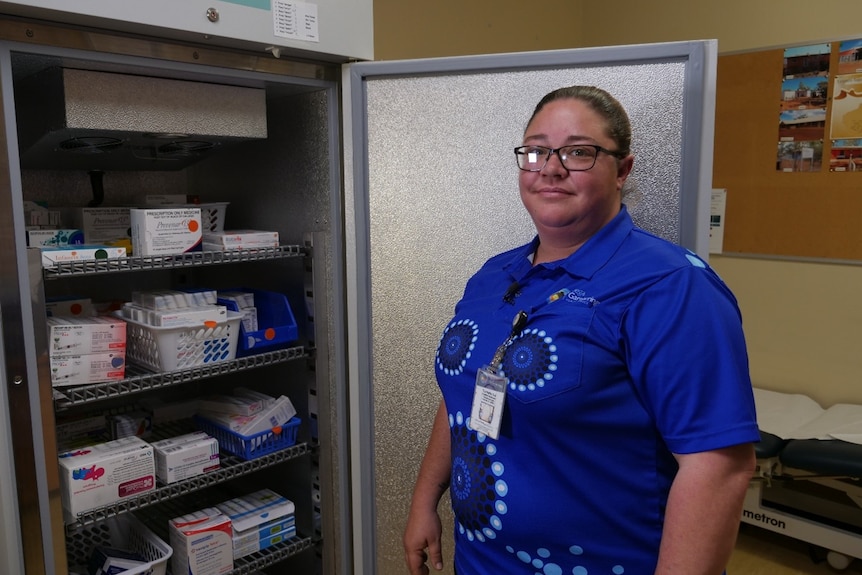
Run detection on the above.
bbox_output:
[435,205,759,575]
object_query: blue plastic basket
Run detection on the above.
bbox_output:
[194,416,301,460]
[217,288,299,357]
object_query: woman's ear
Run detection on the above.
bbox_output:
[617,155,634,188]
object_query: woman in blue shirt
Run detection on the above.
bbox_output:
[403,85,759,575]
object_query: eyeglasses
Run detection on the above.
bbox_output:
[514,144,625,172]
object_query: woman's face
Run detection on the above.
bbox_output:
[519,98,633,242]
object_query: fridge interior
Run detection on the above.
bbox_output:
[2,33,348,575]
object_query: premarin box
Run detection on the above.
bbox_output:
[130,207,202,256]
[66,207,132,246]
[58,436,155,523]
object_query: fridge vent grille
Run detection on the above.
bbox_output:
[58,136,124,154]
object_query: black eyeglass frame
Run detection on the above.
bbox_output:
[513,144,626,172]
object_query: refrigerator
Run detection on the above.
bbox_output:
[0,7,717,575]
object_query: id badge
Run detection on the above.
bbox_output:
[469,365,508,439]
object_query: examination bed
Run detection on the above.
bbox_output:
[745,388,862,570]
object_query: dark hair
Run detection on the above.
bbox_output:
[526,86,631,157]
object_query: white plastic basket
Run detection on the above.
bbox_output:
[197,202,229,233]
[66,513,172,575]
[120,311,242,372]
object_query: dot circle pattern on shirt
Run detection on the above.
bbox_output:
[500,329,557,392]
[437,319,479,376]
[505,544,627,574]
[450,411,507,542]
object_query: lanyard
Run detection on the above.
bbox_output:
[489,286,570,369]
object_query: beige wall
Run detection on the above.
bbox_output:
[373,0,862,407]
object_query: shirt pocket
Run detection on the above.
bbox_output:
[502,304,594,404]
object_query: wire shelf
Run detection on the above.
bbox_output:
[53,346,311,409]
[65,442,309,532]
[43,245,306,278]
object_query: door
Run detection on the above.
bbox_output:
[344,40,717,575]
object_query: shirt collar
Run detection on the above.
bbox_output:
[503,204,634,280]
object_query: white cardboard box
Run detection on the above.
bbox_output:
[41,245,127,268]
[26,228,85,247]
[169,508,234,575]
[130,207,202,256]
[50,352,126,386]
[151,432,220,484]
[215,489,296,559]
[66,207,132,245]
[47,316,126,357]
[58,436,155,523]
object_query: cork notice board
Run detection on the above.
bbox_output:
[713,46,862,261]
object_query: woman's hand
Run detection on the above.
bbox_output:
[403,505,444,575]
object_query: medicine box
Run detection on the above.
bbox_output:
[130,207,202,256]
[202,229,279,250]
[199,395,296,437]
[58,436,155,523]
[47,316,126,357]
[215,489,295,559]
[41,245,127,268]
[169,508,234,575]
[107,411,152,440]
[198,394,266,417]
[26,228,85,247]
[151,432,220,484]
[121,302,227,327]
[50,352,126,386]
[45,296,94,318]
[66,207,132,245]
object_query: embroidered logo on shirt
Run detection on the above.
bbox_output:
[564,288,599,307]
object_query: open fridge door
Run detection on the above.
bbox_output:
[343,40,717,574]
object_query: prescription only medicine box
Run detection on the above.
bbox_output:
[130,207,202,256]
[48,316,126,357]
[215,489,296,559]
[151,432,220,484]
[58,436,155,523]
[169,508,234,575]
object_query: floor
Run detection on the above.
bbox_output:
[729,524,862,574]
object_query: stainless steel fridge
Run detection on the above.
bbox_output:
[0,10,717,575]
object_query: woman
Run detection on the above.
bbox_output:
[403,86,758,575]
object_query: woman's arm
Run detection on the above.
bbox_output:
[404,400,452,575]
[655,442,756,574]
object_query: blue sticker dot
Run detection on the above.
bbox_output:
[537,548,550,558]
[612,566,625,574]
[495,501,508,514]
[572,567,587,575]
[482,528,497,539]
[533,558,543,568]
[517,551,532,563]
[569,545,583,555]
[543,564,562,575]
[492,462,504,476]
[486,444,497,455]
[506,546,515,553]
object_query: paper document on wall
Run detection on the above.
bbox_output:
[709,189,726,254]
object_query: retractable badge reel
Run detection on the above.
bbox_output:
[469,310,527,439]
